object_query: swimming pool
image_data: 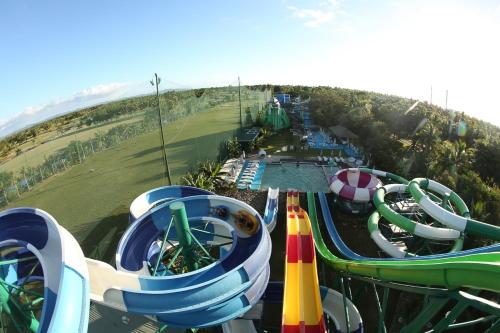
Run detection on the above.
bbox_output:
[260,163,330,192]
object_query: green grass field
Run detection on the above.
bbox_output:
[5,103,241,260]
[0,114,144,173]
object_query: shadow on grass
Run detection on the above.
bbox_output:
[77,209,130,264]
[134,172,165,185]
[128,145,162,159]
[128,156,164,168]
[20,167,129,200]
[128,128,237,163]
[125,130,238,186]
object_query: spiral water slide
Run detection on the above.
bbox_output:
[327,168,500,258]
[0,186,273,332]
[313,192,500,261]
[305,190,500,293]
[360,168,500,242]
[0,208,89,333]
[128,185,212,222]
[306,192,500,331]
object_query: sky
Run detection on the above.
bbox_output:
[1,0,500,136]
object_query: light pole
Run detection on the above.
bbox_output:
[238,76,243,131]
[151,73,172,185]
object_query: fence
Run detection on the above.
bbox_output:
[0,84,271,207]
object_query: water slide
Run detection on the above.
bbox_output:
[91,194,272,327]
[370,183,464,258]
[333,168,500,256]
[265,106,290,131]
[304,192,500,293]
[313,191,500,261]
[263,187,279,232]
[330,168,382,203]
[224,188,362,333]
[0,208,89,333]
[129,185,280,231]
[282,190,326,332]
[262,282,362,333]
[128,185,212,222]
[1,187,272,331]
[408,178,500,241]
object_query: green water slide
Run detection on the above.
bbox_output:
[307,192,500,331]
[306,192,500,293]
[264,106,290,130]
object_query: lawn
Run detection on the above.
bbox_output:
[5,102,241,260]
[1,113,144,173]
[261,130,347,158]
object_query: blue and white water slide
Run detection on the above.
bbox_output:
[90,194,272,327]
[263,187,279,232]
[0,208,90,333]
[315,192,500,261]
[129,185,213,222]
[0,186,275,332]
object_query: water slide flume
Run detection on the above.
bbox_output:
[129,185,212,222]
[0,208,89,333]
[282,190,326,332]
[340,168,500,257]
[374,184,461,240]
[306,192,500,293]
[222,282,363,333]
[314,192,500,261]
[90,194,271,327]
[371,183,464,257]
[408,178,500,241]
[263,187,279,232]
[224,188,361,333]
[1,186,273,331]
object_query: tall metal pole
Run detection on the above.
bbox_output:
[446,89,453,138]
[153,73,172,185]
[238,76,243,131]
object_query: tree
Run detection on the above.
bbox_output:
[0,171,13,204]
[226,137,242,158]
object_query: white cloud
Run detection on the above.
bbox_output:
[288,6,334,27]
[287,1,342,28]
[0,82,133,137]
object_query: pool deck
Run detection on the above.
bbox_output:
[247,154,329,165]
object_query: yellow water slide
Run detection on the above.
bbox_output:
[281,190,326,333]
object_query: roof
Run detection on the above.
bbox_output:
[328,125,358,139]
[237,127,261,142]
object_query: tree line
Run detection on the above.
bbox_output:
[274,85,500,229]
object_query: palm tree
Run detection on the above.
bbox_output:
[431,141,469,176]
[199,160,222,178]
[227,137,242,158]
[181,160,226,192]
[471,200,490,222]
[181,171,214,191]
